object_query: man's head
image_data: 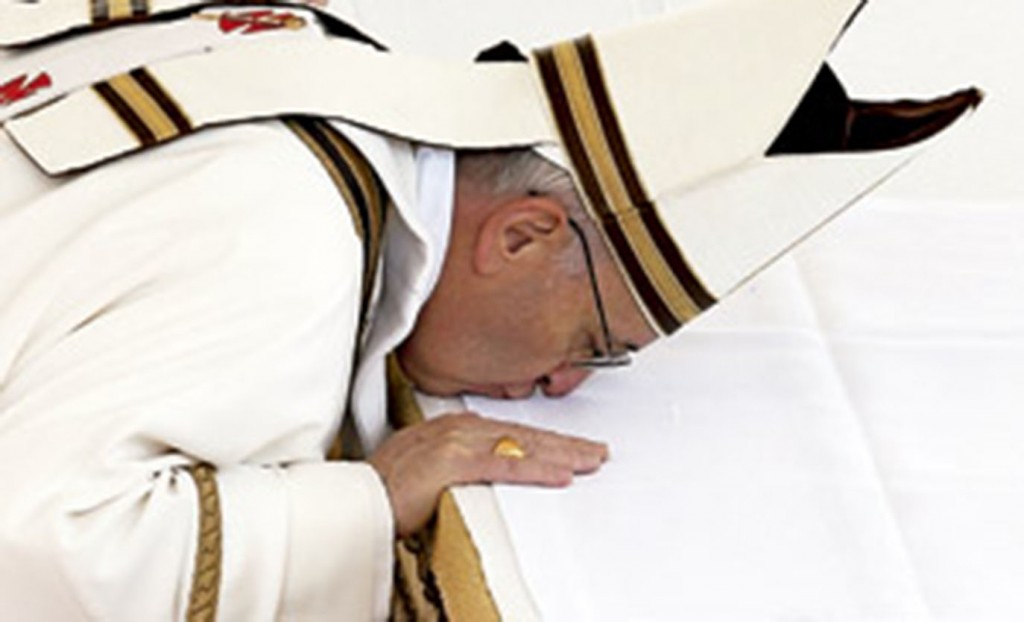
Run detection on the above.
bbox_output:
[397,149,657,399]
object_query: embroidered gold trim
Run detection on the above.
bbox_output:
[106,73,179,141]
[93,68,192,147]
[185,463,222,622]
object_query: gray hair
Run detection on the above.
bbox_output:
[455,148,609,273]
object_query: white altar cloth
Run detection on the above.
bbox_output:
[467,193,1024,620]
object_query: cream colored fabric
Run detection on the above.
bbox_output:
[0,115,456,618]
[566,0,859,199]
[0,5,329,124]
[0,0,214,45]
[660,140,929,299]
[5,35,551,175]
[348,138,455,452]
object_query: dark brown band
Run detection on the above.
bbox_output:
[93,81,156,146]
[534,47,682,333]
[93,69,192,148]
[575,38,715,313]
[534,38,715,335]
[130,68,192,135]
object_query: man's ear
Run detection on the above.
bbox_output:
[473,195,568,276]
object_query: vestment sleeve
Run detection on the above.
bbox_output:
[0,123,393,620]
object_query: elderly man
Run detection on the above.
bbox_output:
[0,0,978,619]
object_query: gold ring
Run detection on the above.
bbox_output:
[492,436,527,460]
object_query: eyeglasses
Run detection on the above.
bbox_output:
[567,219,634,369]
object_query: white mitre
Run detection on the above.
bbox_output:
[2,0,977,336]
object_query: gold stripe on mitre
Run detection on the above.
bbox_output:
[533,37,714,336]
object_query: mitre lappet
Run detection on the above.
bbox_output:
[2,0,981,337]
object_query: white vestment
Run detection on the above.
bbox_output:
[0,110,455,618]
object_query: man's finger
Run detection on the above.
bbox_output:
[515,431,609,472]
[478,424,609,473]
[473,451,576,488]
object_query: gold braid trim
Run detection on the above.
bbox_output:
[387,356,501,621]
[431,493,501,622]
[392,537,442,622]
[185,463,222,622]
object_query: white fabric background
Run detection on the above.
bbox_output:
[452,0,1024,619]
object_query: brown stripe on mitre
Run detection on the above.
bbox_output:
[534,43,677,333]
[533,37,714,335]
[571,37,716,323]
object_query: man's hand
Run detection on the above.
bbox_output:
[367,412,609,537]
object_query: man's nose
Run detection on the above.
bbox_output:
[539,365,593,397]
